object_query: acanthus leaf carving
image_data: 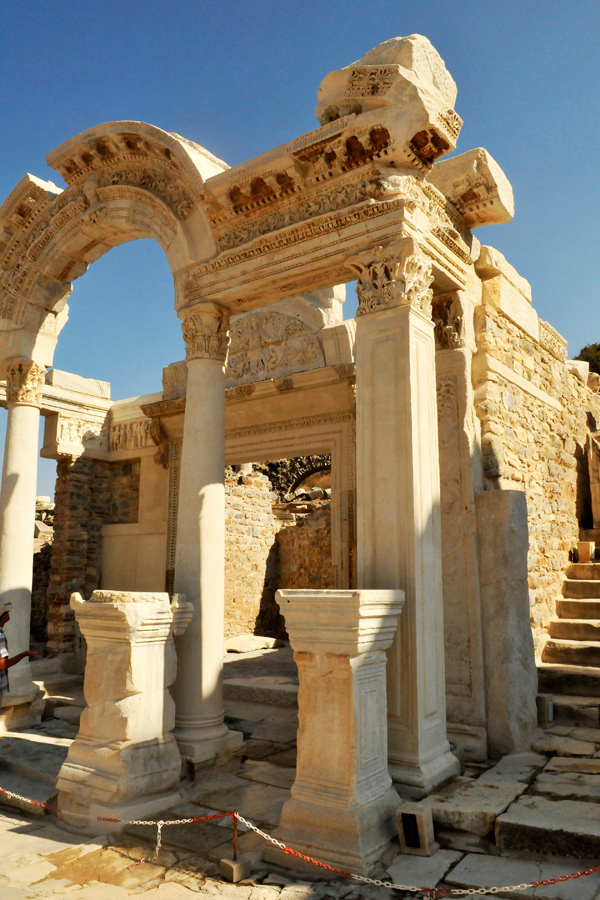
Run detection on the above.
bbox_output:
[433,293,465,350]
[347,237,434,318]
[5,359,45,407]
[180,304,230,362]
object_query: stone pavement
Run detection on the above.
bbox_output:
[2,647,600,898]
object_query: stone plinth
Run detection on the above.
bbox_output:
[56,590,193,830]
[266,588,404,875]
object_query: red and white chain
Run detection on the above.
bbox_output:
[3,786,600,897]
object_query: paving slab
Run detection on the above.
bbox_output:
[0,733,70,784]
[242,741,290,761]
[2,824,84,858]
[126,818,233,855]
[532,735,596,756]
[386,849,463,889]
[478,752,547,784]
[240,761,296,790]
[3,856,57,884]
[446,852,600,899]
[0,763,58,815]
[266,748,297,768]
[496,795,600,858]
[206,828,265,865]
[172,802,248,831]
[421,777,527,836]
[544,756,600,774]
[530,771,600,802]
[0,880,40,900]
[190,780,290,827]
[570,726,600,743]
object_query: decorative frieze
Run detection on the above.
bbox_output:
[5,359,46,407]
[226,309,323,385]
[347,238,434,318]
[346,65,398,97]
[180,304,230,362]
[109,418,154,451]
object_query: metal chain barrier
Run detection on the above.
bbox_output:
[2,786,600,898]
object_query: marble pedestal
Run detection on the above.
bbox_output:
[266,589,404,875]
[56,590,193,830]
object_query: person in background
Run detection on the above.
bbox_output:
[0,601,41,710]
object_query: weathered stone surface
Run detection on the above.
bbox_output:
[446,852,600,900]
[225,636,282,653]
[475,490,538,756]
[478,752,547,784]
[530,771,600,802]
[386,849,463,889]
[532,735,597,756]
[428,149,514,227]
[544,756,600,774]
[421,777,527,836]
[496,795,600,858]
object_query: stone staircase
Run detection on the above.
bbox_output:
[538,560,600,725]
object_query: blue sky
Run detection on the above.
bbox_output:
[1,1,599,495]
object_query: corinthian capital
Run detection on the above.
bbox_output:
[179,303,230,362]
[5,358,46,407]
[346,237,434,319]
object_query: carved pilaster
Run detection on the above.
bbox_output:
[347,238,434,319]
[179,303,230,362]
[433,293,465,350]
[5,359,46,407]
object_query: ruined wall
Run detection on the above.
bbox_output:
[46,458,140,655]
[473,304,600,650]
[224,468,281,638]
[223,471,336,639]
[276,499,335,591]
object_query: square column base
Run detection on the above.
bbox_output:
[0,688,45,733]
[178,728,244,773]
[264,788,401,876]
[57,789,184,834]
[390,745,460,799]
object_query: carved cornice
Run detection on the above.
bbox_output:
[179,303,230,362]
[347,237,434,318]
[5,359,45,407]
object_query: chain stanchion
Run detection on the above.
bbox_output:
[2,786,600,898]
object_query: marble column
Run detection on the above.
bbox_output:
[171,302,243,766]
[266,588,404,875]
[0,358,45,711]
[349,237,460,796]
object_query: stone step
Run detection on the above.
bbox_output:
[567,561,600,580]
[0,762,58,816]
[223,678,298,707]
[496,794,600,859]
[558,598,600,619]
[538,663,600,697]
[549,618,600,641]
[552,693,600,726]
[542,639,600,667]
[563,579,600,599]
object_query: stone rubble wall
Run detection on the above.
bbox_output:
[223,469,336,640]
[473,304,600,650]
[224,468,282,639]
[276,499,335,592]
[46,458,140,656]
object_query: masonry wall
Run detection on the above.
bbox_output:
[473,304,600,650]
[276,499,335,592]
[224,468,281,638]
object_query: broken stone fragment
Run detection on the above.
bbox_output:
[316,34,462,171]
[428,148,514,227]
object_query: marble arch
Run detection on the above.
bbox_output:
[0,121,227,367]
